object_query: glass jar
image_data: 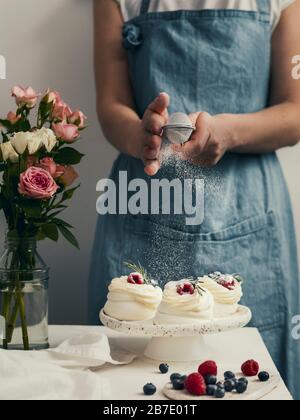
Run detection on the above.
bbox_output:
[0,235,49,350]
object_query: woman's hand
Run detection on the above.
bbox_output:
[142,92,169,176]
[174,112,232,167]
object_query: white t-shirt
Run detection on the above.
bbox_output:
[115,0,295,31]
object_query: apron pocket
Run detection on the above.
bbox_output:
[121,211,284,329]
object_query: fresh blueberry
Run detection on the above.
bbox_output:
[206,385,218,396]
[205,375,217,386]
[215,387,226,399]
[216,381,224,389]
[180,375,187,382]
[258,372,270,382]
[143,383,157,396]
[170,373,182,382]
[224,371,236,380]
[236,381,248,394]
[159,363,169,374]
[224,379,236,392]
[172,378,185,390]
[238,377,248,386]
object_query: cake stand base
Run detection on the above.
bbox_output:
[100,306,252,363]
[144,335,210,362]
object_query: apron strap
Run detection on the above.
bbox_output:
[257,0,270,15]
[140,0,151,15]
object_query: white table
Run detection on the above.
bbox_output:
[50,326,292,401]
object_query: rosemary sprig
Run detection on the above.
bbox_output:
[124,261,154,286]
[209,271,245,285]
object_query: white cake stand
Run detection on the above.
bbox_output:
[100,306,252,362]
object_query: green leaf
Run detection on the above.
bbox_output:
[0,119,12,130]
[1,131,10,143]
[41,223,59,242]
[57,224,79,249]
[54,147,84,165]
[21,199,43,218]
[62,185,80,202]
[52,218,73,229]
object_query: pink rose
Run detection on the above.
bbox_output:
[53,164,66,179]
[18,167,58,200]
[41,89,60,104]
[52,99,72,121]
[39,157,57,176]
[68,110,87,129]
[39,157,66,179]
[11,86,39,108]
[52,122,79,142]
[7,112,21,125]
[60,166,78,186]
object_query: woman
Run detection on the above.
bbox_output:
[90,0,300,398]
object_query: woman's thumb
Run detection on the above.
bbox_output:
[149,92,170,115]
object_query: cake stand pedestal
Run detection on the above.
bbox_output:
[100,306,252,362]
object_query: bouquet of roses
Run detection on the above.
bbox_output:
[0,86,86,350]
[0,86,86,245]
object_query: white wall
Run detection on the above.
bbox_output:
[0,0,299,324]
[0,0,117,324]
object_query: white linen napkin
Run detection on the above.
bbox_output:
[0,333,135,400]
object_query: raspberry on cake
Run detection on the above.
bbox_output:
[200,272,243,317]
[103,263,162,321]
[154,279,214,325]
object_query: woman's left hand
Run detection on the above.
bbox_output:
[173,112,232,167]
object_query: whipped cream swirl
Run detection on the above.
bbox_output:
[156,280,214,323]
[104,276,163,321]
[201,275,243,305]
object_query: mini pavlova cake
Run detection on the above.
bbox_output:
[103,263,163,322]
[155,279,214,325]
[201,272,243,317]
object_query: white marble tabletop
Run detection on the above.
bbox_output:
[49,325,292,401]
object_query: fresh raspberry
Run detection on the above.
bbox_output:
[241,360,260,377]
[127,273,144,285]
[177,283,195,295]
[218,280,235,290]
[198,361,218,377]
[185,373,206,396]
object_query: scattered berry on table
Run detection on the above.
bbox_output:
[206,385,218,397]
[215,387,226,399]
[185,373,206,396]
[224,371,236,380]
[143,383,156,396]
[258,371,270,382]
[172,378,185,390]
[236,381,248,394]
[181,375,187,382]
[241,360,260,377]
[238,377,248,385]
[159,363,169,374]
[216,381,224,388]
[224,379,236,392]
[170,373,182,382]
[205,375,217,386]
[198,361,218,377]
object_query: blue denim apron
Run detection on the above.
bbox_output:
[89,0,300,398]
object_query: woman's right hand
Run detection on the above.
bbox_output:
[141,92,169,176]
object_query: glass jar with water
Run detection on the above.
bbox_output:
[0,234,49,350]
